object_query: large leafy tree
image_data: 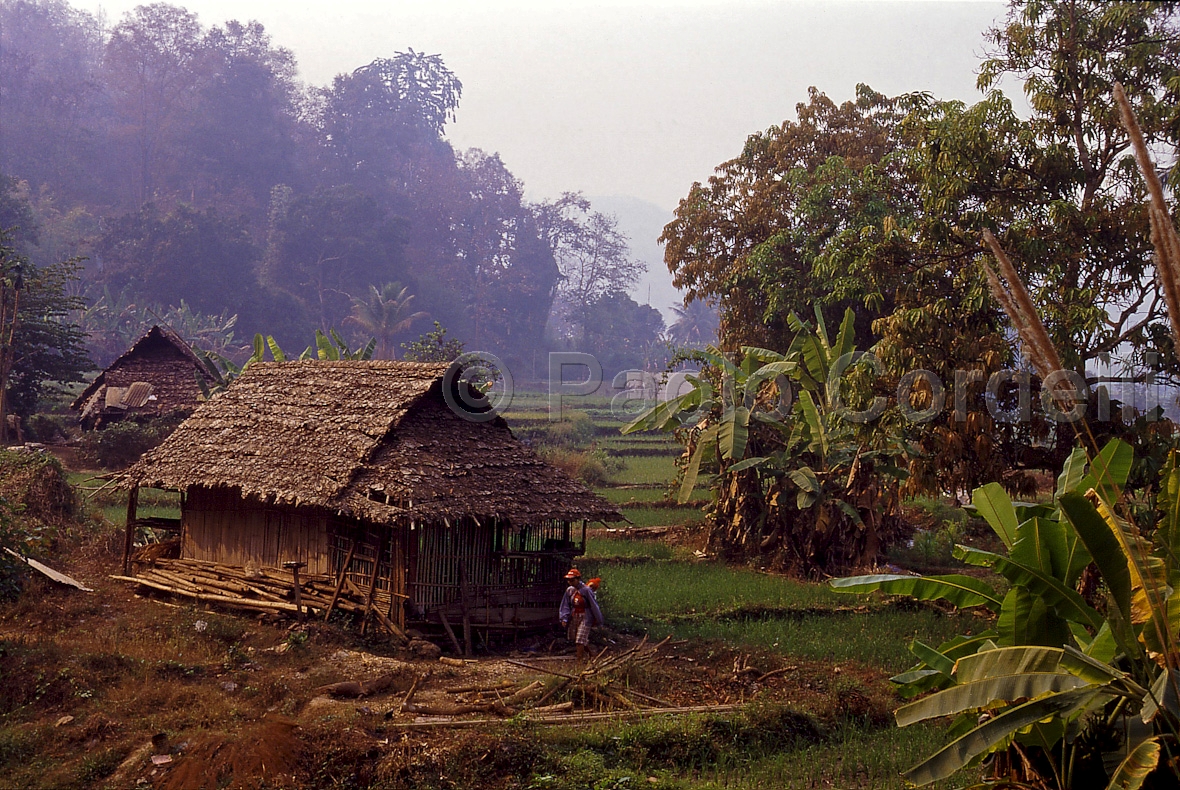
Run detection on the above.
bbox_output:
[534,192,645,346]
[184,20,302,217]
[0,0,106,203]
[93,203,269,334]
[103,3,205,206]
[260,185,408,335]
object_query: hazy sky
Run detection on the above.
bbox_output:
[71,0,1015,315]
[74,0,1012,211]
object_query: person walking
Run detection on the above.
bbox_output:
[558,568,602,662]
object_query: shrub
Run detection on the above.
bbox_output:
[78,416,183,469]
[23,414,68,443]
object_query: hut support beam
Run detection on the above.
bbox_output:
[324,538,357,622]
[122,485,139,575]
[360,535,385,635]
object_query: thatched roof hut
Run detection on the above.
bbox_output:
[71,325,212,429]
[124,360,620,640]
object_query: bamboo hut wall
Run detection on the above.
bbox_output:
[408,518,574,628]
[328,524,407,628]
[182,486,333,576]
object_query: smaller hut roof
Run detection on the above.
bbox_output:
[127,361,620,525]
[71,326,212,422]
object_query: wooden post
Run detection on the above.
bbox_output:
[324,538,357,622]
[283,561,307,620]
[122,485,139,575]
[438,610,463,654]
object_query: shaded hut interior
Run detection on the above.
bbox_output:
[126,361,619,638]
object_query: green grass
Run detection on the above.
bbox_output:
[620,506,706,528]
[589,561,851,615]
[586,561,976,672]
[689,722,964,789]
[596,487,676,504]
[584,538,677,560]
[613,455,683,485]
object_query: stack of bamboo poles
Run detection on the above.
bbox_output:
[110,558,406,640]
[396,637,675,720]
[390,636,753,729]
[396,637,674,717]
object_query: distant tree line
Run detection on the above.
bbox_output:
[0,0,672,398]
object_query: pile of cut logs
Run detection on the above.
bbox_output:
[110,558,405,640]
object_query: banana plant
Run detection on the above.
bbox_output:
[194,329,376,398]
[832,439,1180,788]
[623,307,907,572]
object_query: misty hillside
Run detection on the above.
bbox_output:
[0,0,683,400]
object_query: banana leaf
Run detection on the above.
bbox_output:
[829,573,1002,611]
[972,482,1019,550]
[1104,737,1160,790]
[954,645,1065,683]
[954,545,1104,630]
[895,672,1089,727]
[902,688,1108,785]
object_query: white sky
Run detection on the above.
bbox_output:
[71,0,1015,316]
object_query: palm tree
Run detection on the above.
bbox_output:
[667,299,719,347]
[345,282,429,359]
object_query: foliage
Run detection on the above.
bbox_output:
[78,417,183,470]
[0,224,91,426]
[78,287,242,369]
[833,438,1180,788]
[194,329,375,399]
[1,7,581,368]
[625,307,906,574]
[536,192,646,346]
[401,321,465,363]
[345,281,428,359]
[667,299,719,348]
[0,448,74,598]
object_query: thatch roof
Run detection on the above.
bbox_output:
[72,325,212,426]
[127,361,620,526]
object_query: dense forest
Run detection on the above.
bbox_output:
[0,0,677,404]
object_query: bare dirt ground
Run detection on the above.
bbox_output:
[0,526,895,789]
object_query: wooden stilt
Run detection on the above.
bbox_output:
[122,485,139,575]
[438,610,463,655]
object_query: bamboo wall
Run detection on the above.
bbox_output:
[407,518,577,632]
[184,486,341,576]
[182,485,580,634]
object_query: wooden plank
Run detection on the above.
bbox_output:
[5,548,93,591]
[389,704,749,730]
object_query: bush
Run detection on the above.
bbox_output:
[0,449,75,599]
[78,417,183,469]
[541,447,623,486]
[23,414,68,443]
